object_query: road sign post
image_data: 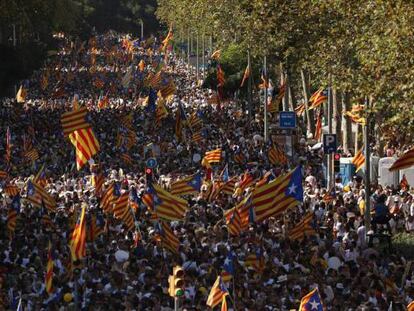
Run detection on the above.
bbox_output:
[323,134,337,154]
[279,112,296,129]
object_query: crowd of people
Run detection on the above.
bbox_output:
[1,32,414,311]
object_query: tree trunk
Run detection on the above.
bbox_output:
[300,69,314,135]
[332,88,342,144]
[341,91,352,155]
[281,63,289,111]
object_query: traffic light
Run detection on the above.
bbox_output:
[334,153,341,173]
[145,167,153,184]
[168,265,185,297]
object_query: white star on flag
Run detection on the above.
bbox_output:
[288,183,297,194]
[309,299,320,310]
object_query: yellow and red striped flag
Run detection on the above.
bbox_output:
[345,111,366,125]
[157,221,179,254]
[244,251,265,273]
[201,148,222,168]
[309,88,328,110]
[45,241,54,295]
[60,107,90,137]
[206,276,228,308]
[389,147,414,171]
[192,131,203,143]
[0,170,8,179]
[221,296,228,311]
[211,49,221,60]
[4,183,20,197]
[224,207,242,236]
[160,80,176,99]
[289,213,316,241]
[170,174,202,196]
[16,85,27,103]
[252,167,302,223]
[161,28,173,51]
[295,102,306,116]
[400,174,409,190]
[314,111,322,141]
[138,59,145,72]
[150,184,188,221]
[26,180,56,211]
[352,148,365,172]
[24,148,39,162]
[221,177,237,195]
[68,128,100,170]
[100,183,119,213]
[70,204,87,262]
[217,65,226,87]
[113,192,135,231]
[240,65,250,87]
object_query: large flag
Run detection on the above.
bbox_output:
[221,251,235,282]
[60,107,90,137]
[244,249,265,273]
[100,183,120,213]
[268,144,288,165]
[389,147,414,171]
[16,85,27,103]
[224,207,242,236]
[258,69,269,89]
[91,164,104,197]
[221,177,237,195]
[27,180,56,211]
[352,148,365,172]
[289,213,316,240]
[160,79,176,99]
[70,204,87,262]
[149,184,188,221]
[170,174,202,196]
[253,166,303,223]
[202,149,222,168]
[113,192,135,231]
[156,221,179,254]
[188,111,203,130]
[299,288,323,311]
[207,276,228,308]
[68,128,100,170]
[309,88,328,110]
[240,65,250,87]
[45,241,54,295]
[62,106,100,170]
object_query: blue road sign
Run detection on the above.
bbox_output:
[146,157,157,168]
[279,112,296,128]
[323,134,337,154]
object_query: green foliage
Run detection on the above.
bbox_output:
[392,232,414,260]
[157,0,414,144]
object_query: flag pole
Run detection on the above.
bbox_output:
[264,56,268,142]
[202,31,205,80]
[196,32,200,83]
[364,96,371,235]
[247,48,252,118]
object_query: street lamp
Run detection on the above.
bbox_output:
[139,19,144,40]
